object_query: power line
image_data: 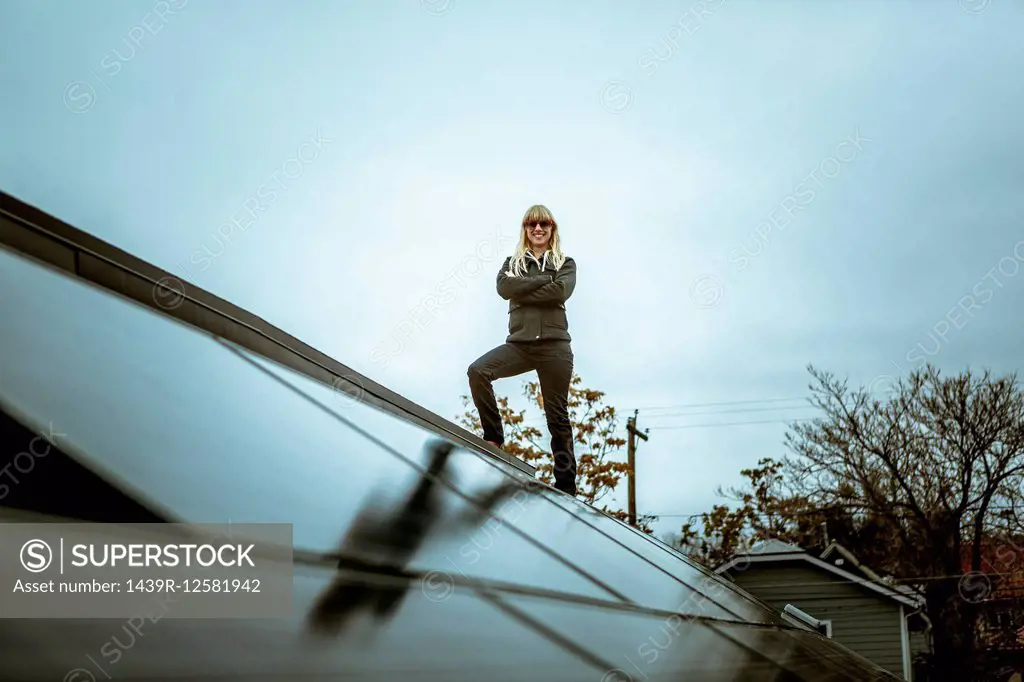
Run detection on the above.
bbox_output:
[647,504,1022,519]
[647,418,816,430]
[510,389,894,426]
[505,398,809,423]
[510,392,865,427]
[518,415,812,429]
[521,407,815,427]
[634,385,907,414]
[633,396,811,412]
[645,404,818,418]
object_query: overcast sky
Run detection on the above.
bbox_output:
[2,0,1022,539]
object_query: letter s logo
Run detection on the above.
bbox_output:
[62,82,96,114]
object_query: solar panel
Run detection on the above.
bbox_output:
[0,240,904,680]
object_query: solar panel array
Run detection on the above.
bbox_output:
[0,222,903,680]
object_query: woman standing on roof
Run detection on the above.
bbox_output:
[467,204,578,497]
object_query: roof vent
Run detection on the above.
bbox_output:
[782,604,830,637]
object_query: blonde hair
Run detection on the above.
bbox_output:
[506,204,566,277]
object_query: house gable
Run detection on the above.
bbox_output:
[721,562,909,678]
[819,541,925,604]
[717,549,921,608]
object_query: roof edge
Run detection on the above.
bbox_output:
[715,551,922,607]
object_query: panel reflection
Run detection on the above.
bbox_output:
[306,438,573,636]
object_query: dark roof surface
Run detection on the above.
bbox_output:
[0,189,905,681]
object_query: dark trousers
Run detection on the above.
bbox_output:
[467,340,577,495]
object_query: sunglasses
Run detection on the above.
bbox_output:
[524,221,555,230]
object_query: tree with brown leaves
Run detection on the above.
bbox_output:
[457,373,655,533]
[678,458,821,566]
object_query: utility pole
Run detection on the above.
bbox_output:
[626,409,649,528]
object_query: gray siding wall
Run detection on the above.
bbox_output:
[909,630,930,661]
[728,564,907,679]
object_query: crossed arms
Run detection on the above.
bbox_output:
[495,257,576,306]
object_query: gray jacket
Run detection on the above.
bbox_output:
[495,252,576,343]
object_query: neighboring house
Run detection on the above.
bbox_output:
[818,541,932,669]
[715,539,926,681]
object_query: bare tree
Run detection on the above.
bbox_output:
[784,363,1024,681]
